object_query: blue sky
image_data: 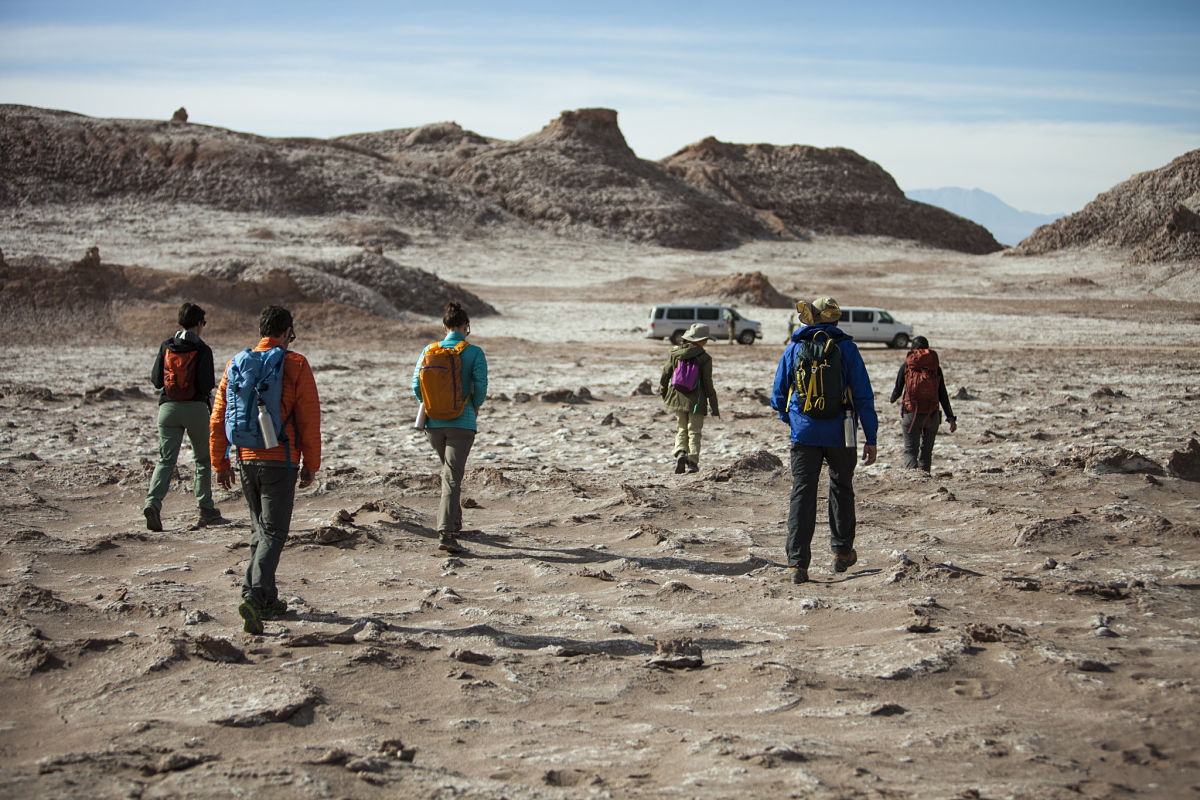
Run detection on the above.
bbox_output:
[2,0,1197,213]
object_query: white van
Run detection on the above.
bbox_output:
[646,305,762,345]
[836,308,913,348]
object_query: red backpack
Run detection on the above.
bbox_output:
[902,349,940,417]
[163,349,199,401]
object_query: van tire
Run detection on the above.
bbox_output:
[670,330,685,345]
[738,330,756,345]
[889,333,910,349]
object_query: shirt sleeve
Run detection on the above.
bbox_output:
[150,341,167,389]
[770,346,793,419]
[470,347,488,409]
[938,367,956,420]
[890,363,906,404]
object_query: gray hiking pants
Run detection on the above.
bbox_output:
[239,462,297,609]
[426,427,475,533]
[786,443,857,569]
[901,410,941,472]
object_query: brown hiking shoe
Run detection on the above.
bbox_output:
[437,533,463,554]
[833,549,858,573]
[789,567,809,584]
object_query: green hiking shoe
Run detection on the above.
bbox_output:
[198,506,223,526]
[789,567,809,584]
[238,600,264,634]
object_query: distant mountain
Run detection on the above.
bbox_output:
[905,187,1063,247]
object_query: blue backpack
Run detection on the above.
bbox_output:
[224,347,290,451]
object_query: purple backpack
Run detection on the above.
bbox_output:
[670,358,700,391]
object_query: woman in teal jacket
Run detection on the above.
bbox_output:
[412,301,488,554]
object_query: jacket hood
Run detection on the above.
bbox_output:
[166,330,203,352]
[670,342,707,359]
[791,323,850,343]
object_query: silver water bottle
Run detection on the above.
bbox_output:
[843,409,857,449]
[257,402,279,449]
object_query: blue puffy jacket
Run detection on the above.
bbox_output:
[770,324,878,446]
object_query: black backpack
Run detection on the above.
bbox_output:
[790,330,846,419]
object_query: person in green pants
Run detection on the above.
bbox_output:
[144,302,221,530]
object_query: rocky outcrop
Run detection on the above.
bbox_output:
[692,271,793,308]
[442,109,765,249]
[1013,149,1200,262]
[0,104,509,231]
[2,103,1010,253]
[335,121,496,177]
[661,137,1003,254]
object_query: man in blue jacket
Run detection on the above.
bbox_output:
[770,297,878,584]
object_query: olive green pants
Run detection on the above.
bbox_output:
[673,410,706,466]
[145,400,214,512]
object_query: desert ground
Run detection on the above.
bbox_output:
[2,219,1199,799]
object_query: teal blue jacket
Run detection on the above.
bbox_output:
[412,332,488,430]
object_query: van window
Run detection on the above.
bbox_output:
[697,308,719,320]
[653,308,664,319]
[851,310,874,323]
[878,311,894,323]
[666,308,693,320]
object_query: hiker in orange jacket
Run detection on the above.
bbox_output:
[210,305,321,634]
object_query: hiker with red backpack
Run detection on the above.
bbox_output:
[770,298,878,584]
[890,335,957,472]
[144,302,220,531]
[659,322,720,474]
[413,301,488,555]
[210,305,322,634]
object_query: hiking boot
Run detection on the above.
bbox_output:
[143,506,163,532]
[437,533,463,554]
[685,460,699,474]
[198,506,223,526]
[674,453,688,474]
[789,567,809,584]
[238,600,264,635]
[261,599,289,619]
[833,549,858,573]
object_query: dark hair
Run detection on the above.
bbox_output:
[178,302,206,329]
[911,336,929,350]
[259,305,294,338]
[443,301,469,330]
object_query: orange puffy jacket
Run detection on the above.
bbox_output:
[209,337,322,472]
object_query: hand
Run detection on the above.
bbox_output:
[216,469,236,490]
[861,445,877,466]
[948,419,958,433]
[298,467,315,488]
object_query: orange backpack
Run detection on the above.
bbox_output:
[163,349,199,401]
[417,340,469,420]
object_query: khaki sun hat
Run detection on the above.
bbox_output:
[795,297,841,325]
[812,297,841,323]
[682,323,711,342]
[795,300,815,326]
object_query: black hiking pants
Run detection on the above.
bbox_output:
[901,410,941,472]
[786,443,857,569]
[239,462,298,609]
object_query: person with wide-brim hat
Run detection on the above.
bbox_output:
[658,323,720,474]
[770,297,878,584]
